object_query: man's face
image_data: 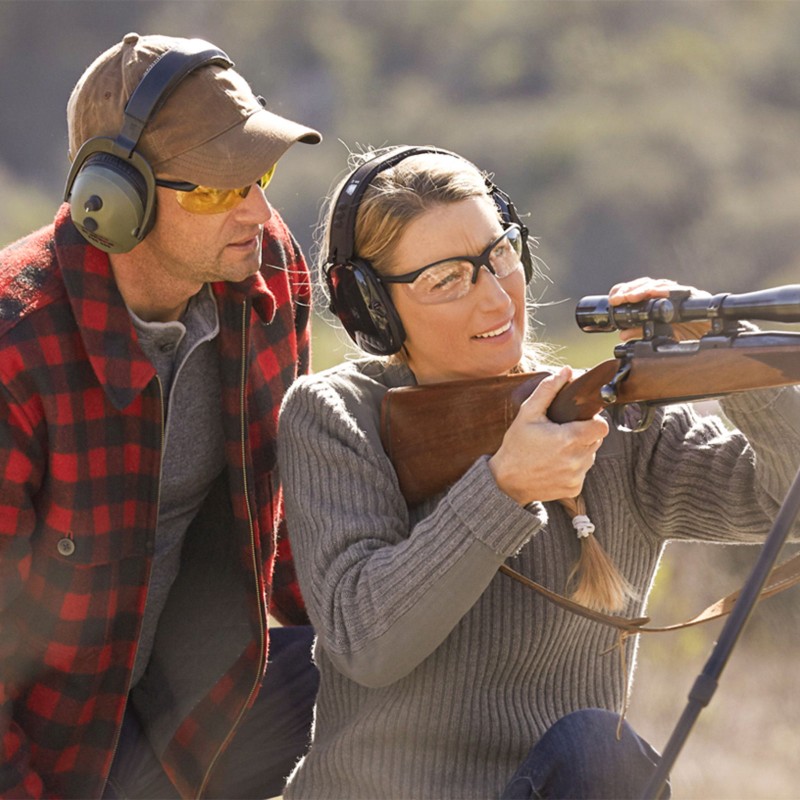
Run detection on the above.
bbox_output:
[141,182,273,286]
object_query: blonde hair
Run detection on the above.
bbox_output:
[322,148,632,613]
[353,152,493,274]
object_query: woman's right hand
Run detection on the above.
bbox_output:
[488,367,609,505]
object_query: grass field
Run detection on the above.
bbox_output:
[628,541,800,799]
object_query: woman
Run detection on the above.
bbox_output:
[277,146,800,799]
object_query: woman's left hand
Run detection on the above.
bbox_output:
[608,276,712,342]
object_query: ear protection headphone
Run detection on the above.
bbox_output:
[63,40,233,254]
[324,145,534,356]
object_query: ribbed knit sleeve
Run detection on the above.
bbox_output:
[721,386,800,507]
[278,363,545,688]
[623,386,800,546]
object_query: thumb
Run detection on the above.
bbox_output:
[521,366,573,419]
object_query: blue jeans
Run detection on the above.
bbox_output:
[104,626,318,799]
[501,709,670,800]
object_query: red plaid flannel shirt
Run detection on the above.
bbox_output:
[0,205,311,798]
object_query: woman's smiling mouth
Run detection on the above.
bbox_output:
[474,320,512,339]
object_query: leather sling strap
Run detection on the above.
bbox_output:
[499,549,800,634]
[499,549,800,735]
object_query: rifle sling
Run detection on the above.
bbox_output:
[498,549,800,634]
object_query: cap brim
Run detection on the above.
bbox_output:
[154,107,321,188]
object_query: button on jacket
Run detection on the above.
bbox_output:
[0,204,311,798]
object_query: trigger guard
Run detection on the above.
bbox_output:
[609,402,654,433]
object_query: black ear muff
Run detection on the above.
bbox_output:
[489,184,534,284]
[324,146,450,356]
[326,259,406,356]
[63,40,232,254]
[324,145,534,355]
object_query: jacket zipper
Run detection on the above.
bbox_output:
[102,377,165,793]
[197,301,268,797]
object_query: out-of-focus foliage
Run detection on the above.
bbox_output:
[4,1,800,322]
[2,2,799,796]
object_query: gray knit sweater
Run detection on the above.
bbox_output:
[277,358,800,799]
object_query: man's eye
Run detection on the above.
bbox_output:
[194,188,223,201]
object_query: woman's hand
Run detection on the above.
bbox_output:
[608,276,712,342]
[488,367,609,505]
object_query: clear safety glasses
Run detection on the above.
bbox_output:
[381,224,525,305]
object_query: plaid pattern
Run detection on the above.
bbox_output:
[0,204,311,798]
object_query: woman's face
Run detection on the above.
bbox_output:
[386,197,528,385]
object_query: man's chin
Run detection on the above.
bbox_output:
[220,255,262,283]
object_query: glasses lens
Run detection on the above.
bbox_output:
[257,163,277,189]
[401,226,524,305]
[408,261,474,305]
[175,186,241,214]
[489,227,524,278]
[174,166,277,215]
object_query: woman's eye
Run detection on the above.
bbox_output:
[429,269,462,291]
[425,265,464,292]
[493,237,519,263]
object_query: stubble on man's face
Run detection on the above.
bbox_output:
[109,187,271,321]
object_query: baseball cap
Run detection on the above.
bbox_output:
[67,32,321,189]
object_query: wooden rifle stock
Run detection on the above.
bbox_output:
[380,330,800,505]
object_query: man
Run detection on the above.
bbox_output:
[0,33,321,799]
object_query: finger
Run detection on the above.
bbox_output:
[671,320,712,341]
[570,416,610,446]
[616,311,712,343]
[618,327,644,342]
[608,278,684,306]
[520,366,573,419]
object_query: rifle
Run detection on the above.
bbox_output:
[380,285,800,506]
[379,284,800,794]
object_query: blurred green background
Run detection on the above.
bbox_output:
[2,1,799,796]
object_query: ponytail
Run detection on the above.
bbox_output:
[558,495,637,613]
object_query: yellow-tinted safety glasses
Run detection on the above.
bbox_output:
[156,164,276,214]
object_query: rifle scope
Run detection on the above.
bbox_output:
[575,284,800,332]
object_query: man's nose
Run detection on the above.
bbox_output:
[238,183,272,224]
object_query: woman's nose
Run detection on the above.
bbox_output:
[473,265,512,307]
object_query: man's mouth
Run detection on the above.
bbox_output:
[229,232,261,249]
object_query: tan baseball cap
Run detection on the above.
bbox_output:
[67,32,321,189]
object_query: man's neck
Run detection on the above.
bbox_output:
[109,253,200,322]
[127,295,191,323]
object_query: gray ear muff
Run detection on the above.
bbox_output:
[65,146,155,254]
[63,40,233,254]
